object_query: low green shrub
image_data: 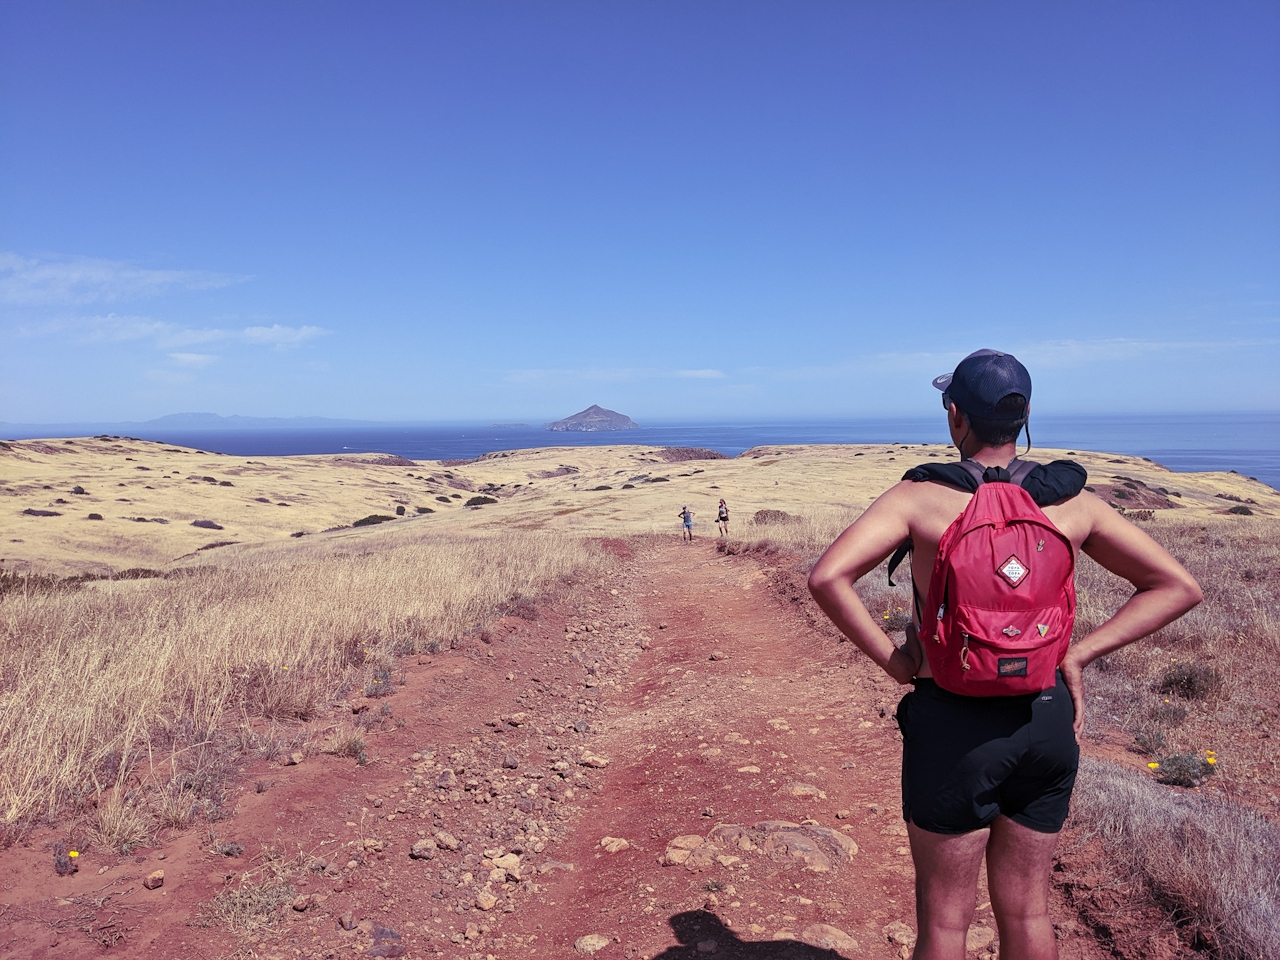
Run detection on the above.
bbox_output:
[1153,753,1215,787]
[353,515,395,527]
[1156,662,1222,700]
[464,496,497,507]
[1132,728,1166,756]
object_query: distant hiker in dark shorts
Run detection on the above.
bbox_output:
[808,349,1201,960]
[678,505,694,541]
[716,499,729,537]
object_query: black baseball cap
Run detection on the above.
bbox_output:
[932,349,1031,421]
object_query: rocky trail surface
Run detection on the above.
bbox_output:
[1,540,1115,960]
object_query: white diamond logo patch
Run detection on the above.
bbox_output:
[998,554,1029,587]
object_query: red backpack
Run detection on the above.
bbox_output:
[917,460,1076,696]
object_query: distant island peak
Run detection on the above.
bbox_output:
[546,404,639,432]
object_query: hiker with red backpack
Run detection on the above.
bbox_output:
[808,350,1201,960]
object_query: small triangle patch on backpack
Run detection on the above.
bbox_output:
[921,459,1076,696]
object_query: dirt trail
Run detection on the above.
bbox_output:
[0,539,1113,960]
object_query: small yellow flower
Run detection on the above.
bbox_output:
[1147,762,1160,769]
[1206,749,1216,756]
[1206,757,1217,765]
[68,850,79,858]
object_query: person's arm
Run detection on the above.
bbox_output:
[808,483,921,684]
[1059,494,1202,736]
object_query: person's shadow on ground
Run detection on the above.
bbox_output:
[647,910,848,959]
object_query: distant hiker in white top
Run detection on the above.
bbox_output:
[717,499,729,537]
[678,505,694,542]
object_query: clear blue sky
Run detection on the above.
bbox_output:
[2,2,1277,423]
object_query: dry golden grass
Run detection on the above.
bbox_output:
[9,434,1272,577]
[195,845,311,938]
[0,529,605,827]
[1069,757,1280,960]
[1075,516,1280,797]
[717,505,864,560]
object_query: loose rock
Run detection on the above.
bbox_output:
[966,925,996,952]
[409,839,437,860]
[599,836,629,854]
[801,923,859,952]
[883,920,917,948]
[574,932,612,954]
[434,831,460,851]
[143,870,164,890]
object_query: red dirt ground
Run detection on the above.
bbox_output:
[2,540,1137,960]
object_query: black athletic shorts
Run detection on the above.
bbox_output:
[896,671,1079,835]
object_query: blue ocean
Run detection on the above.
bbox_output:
[10,413,1276,491]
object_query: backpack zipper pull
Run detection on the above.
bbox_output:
[960,633,971,671]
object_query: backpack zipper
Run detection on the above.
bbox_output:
[959,633,971,671]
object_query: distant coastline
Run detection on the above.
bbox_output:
[3,413,1278,490]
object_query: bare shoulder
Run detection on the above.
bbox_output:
[1041,488,1117,550]
[864,478,965,521]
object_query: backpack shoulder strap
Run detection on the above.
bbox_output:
[1006,458,1038,486]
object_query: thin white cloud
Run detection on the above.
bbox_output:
[676,369,726,379]
[243,324,324,345]
[11,313,328,351]
[0,252,247,306]
[13,313,168,342]
[168,352,219,368]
